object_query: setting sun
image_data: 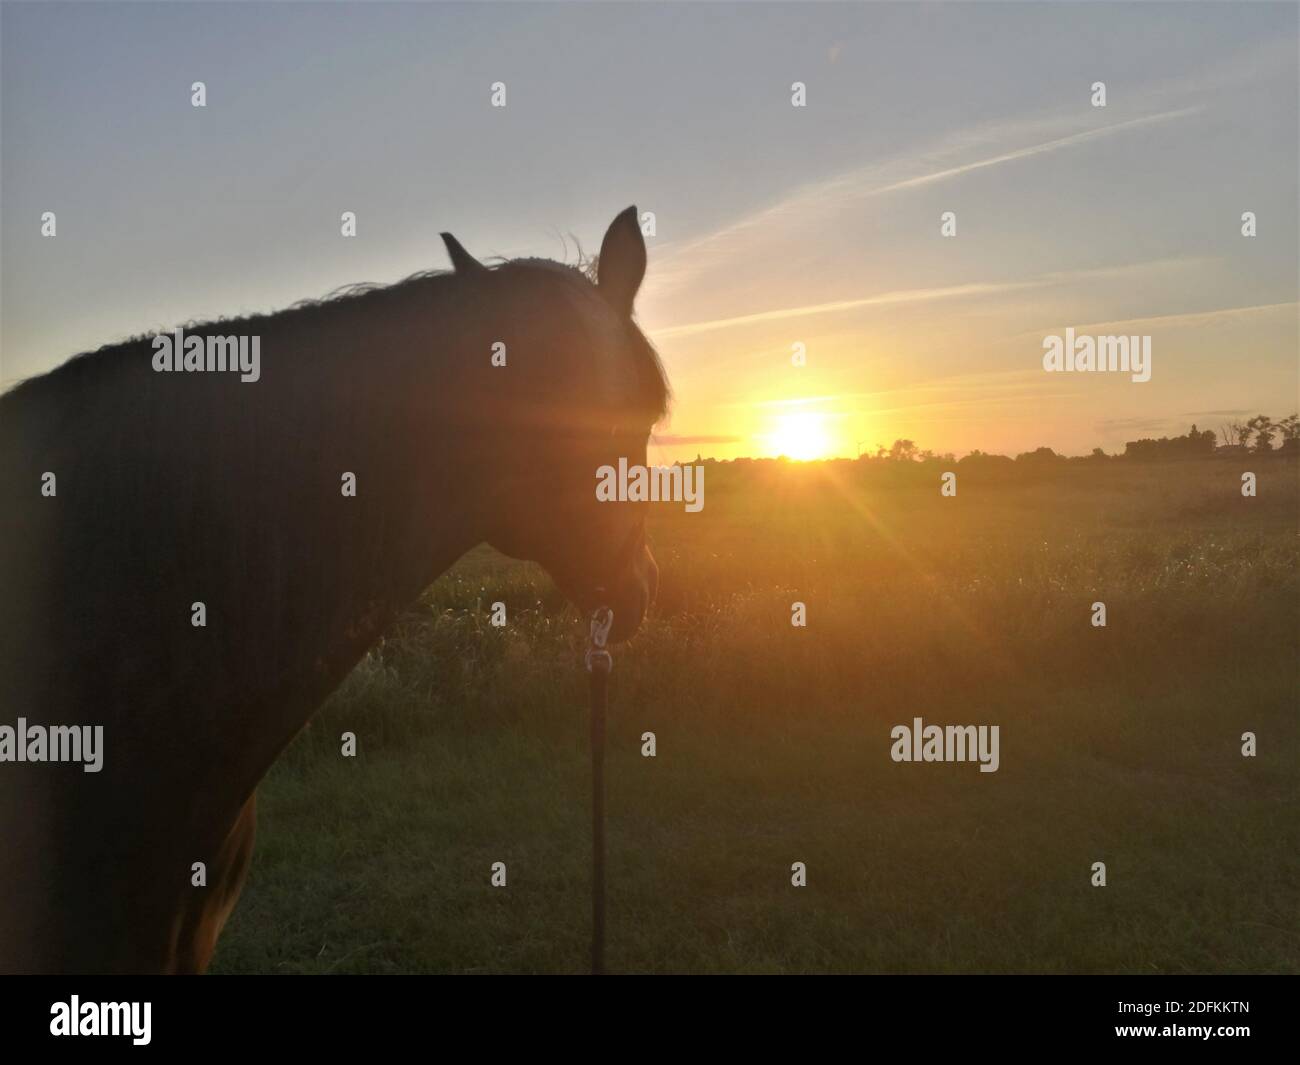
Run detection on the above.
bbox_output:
[769,412,833,461]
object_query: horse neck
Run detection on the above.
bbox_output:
[163,289,506,804]
[248,284,498,639]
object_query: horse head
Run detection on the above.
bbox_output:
[442,207,668,643]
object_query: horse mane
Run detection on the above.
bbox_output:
[1,253,670,432]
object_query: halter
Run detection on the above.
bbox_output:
[584,603,614,975]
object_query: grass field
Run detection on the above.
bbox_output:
[211,456,1299,974]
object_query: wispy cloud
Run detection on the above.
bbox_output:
[652,259,1209,341]
[735,369,1054,411]
[1095,416,1180,433]
[728,370,1079,423]
[649,104,1204,298]
[650,280,1043,340]
[867,107,1201,198]
[650,31,1295,297]
[651,433,741,445]
[1022,301,1298,338]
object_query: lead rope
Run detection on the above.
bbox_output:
[584,605,614,976]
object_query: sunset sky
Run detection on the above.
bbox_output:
[2,2,1296,462]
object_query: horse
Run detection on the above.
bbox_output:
[0,207,667,973]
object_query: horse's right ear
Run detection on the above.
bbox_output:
[441,232,487,275]
[597,206,646,317]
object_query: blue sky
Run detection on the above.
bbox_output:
[2,1,1296,458]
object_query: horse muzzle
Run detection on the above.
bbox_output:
[568,542,657,644]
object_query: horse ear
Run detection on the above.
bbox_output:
[441,232,486,275]
[597,206,646,317]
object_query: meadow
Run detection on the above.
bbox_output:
[212,455,1299,974]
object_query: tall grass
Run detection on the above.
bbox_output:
[213,457,1299,973]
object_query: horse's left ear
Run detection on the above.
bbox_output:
[597,206,646,317]
[441,232,487,275]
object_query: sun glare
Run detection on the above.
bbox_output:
[769,412,833,461]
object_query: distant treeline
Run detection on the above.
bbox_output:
[1120,414,1300,461]
[687,414,1300,467]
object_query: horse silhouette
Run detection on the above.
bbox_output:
[0,207,667,972]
